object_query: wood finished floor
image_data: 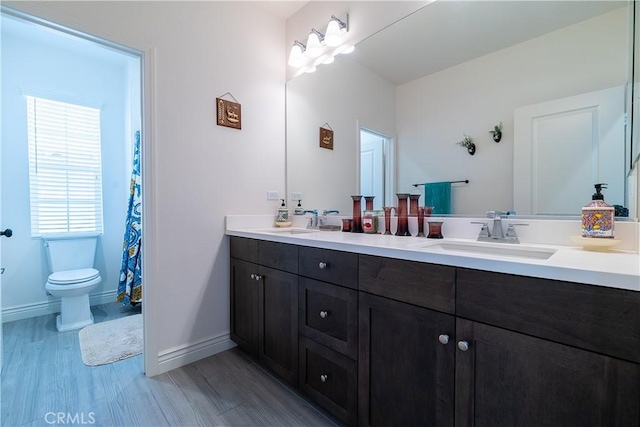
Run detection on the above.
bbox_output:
[2,303,338,427]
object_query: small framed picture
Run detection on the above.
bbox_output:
[319,126,333,150]
[216,98,242,130]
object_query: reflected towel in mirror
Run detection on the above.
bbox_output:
[424,182,451,215]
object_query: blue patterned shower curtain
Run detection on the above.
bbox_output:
[117,131,142,305]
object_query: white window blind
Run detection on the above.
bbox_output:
[26,96,104,236]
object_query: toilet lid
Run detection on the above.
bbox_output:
[48,268,100,284]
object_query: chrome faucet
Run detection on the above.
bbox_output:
[321,209,339,216]
[302,210,319,228]
[473,211,527,244]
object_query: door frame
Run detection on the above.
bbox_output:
[358,124,395,209]
[0,5,160,376]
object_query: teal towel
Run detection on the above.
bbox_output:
[424,182,451,214]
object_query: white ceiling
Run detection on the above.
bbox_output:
[259,1,309,20]
[351,1,628,86]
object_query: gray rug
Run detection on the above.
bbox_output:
[79,314,142,366]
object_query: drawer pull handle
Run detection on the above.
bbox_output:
[250,274,255,280]
[438,334,449,345]
[320,374,328,383]
[318,262,327,269]
[254,275,262,281]
[320,311,329,319]
[458,341,469,352]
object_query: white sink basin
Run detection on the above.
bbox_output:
[257,227,319,235]
[416,240,557,260]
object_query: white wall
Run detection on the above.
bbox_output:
[1,26,134,320]
[287,55,396,214]
[5,1,286,375]
[396,8,629,215]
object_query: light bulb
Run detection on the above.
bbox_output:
[325,20,343,47]
[288,42,305,67]
[305,31,323,58]
[289,41,306,67]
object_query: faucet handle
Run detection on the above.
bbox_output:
[505,223,528,241]
[471,221,491,238]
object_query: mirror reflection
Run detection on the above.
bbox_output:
[286,1,635,217]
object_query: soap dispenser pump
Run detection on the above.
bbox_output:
[581,183,614,238]
[276,199,290,225]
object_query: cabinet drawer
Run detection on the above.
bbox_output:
[258,240,298,274]
[359,254,455,314]
[457,268,640,363]
[299,247,358,289]
[299,336,357,426]
[230,236,258,263]
[299,278,358,360]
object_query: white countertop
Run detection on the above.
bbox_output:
[226,215,640,292]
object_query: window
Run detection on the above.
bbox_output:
[26,96,104,236]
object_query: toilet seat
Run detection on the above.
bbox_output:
[48,268,100,285]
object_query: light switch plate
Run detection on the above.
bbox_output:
[267,191,280,200]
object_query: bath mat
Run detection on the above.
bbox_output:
[79,314,142,366]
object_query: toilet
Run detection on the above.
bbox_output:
[43,234,102,332]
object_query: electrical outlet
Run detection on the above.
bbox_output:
[291,192,303,201]
[267,191,280,200]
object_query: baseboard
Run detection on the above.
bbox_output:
[156,332,236,375]
[2,290,118,323]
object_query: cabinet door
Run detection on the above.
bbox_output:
[455,318,640,427]
[258,265,299,386]
[230,258,259,356]
[359,292,455,427]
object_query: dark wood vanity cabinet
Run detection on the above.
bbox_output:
[298,247,359,425]
[358,256,456,427]
[230,237,299,386]
[359,292,455,427]
[230,237,640,426]
[230,257,259,356]
[455,318,640,427]
[455,268,640,427]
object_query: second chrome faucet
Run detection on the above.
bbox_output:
[474,211,527,244]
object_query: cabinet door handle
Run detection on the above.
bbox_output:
[457,341,469,352]
[438,334,449,345]
[250,274,255,280]
[255,275,262,281]
[320,310,329,319]
[320,374,328,383]
[318,262,327,269]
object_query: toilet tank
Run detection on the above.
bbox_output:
[43,233,99,273]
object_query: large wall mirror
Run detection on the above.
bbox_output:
[286,1,637,218]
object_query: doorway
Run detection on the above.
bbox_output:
[0,9,144,374]
[360,128,393,209]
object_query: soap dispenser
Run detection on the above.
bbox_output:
[294,200,304,216]
[276,199,290,225]
[581,183,614,238]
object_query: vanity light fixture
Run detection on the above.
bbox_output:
[304,29,324,58]
[325,15,348,47]
[288,14,351,70]
[288,40,306,67]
